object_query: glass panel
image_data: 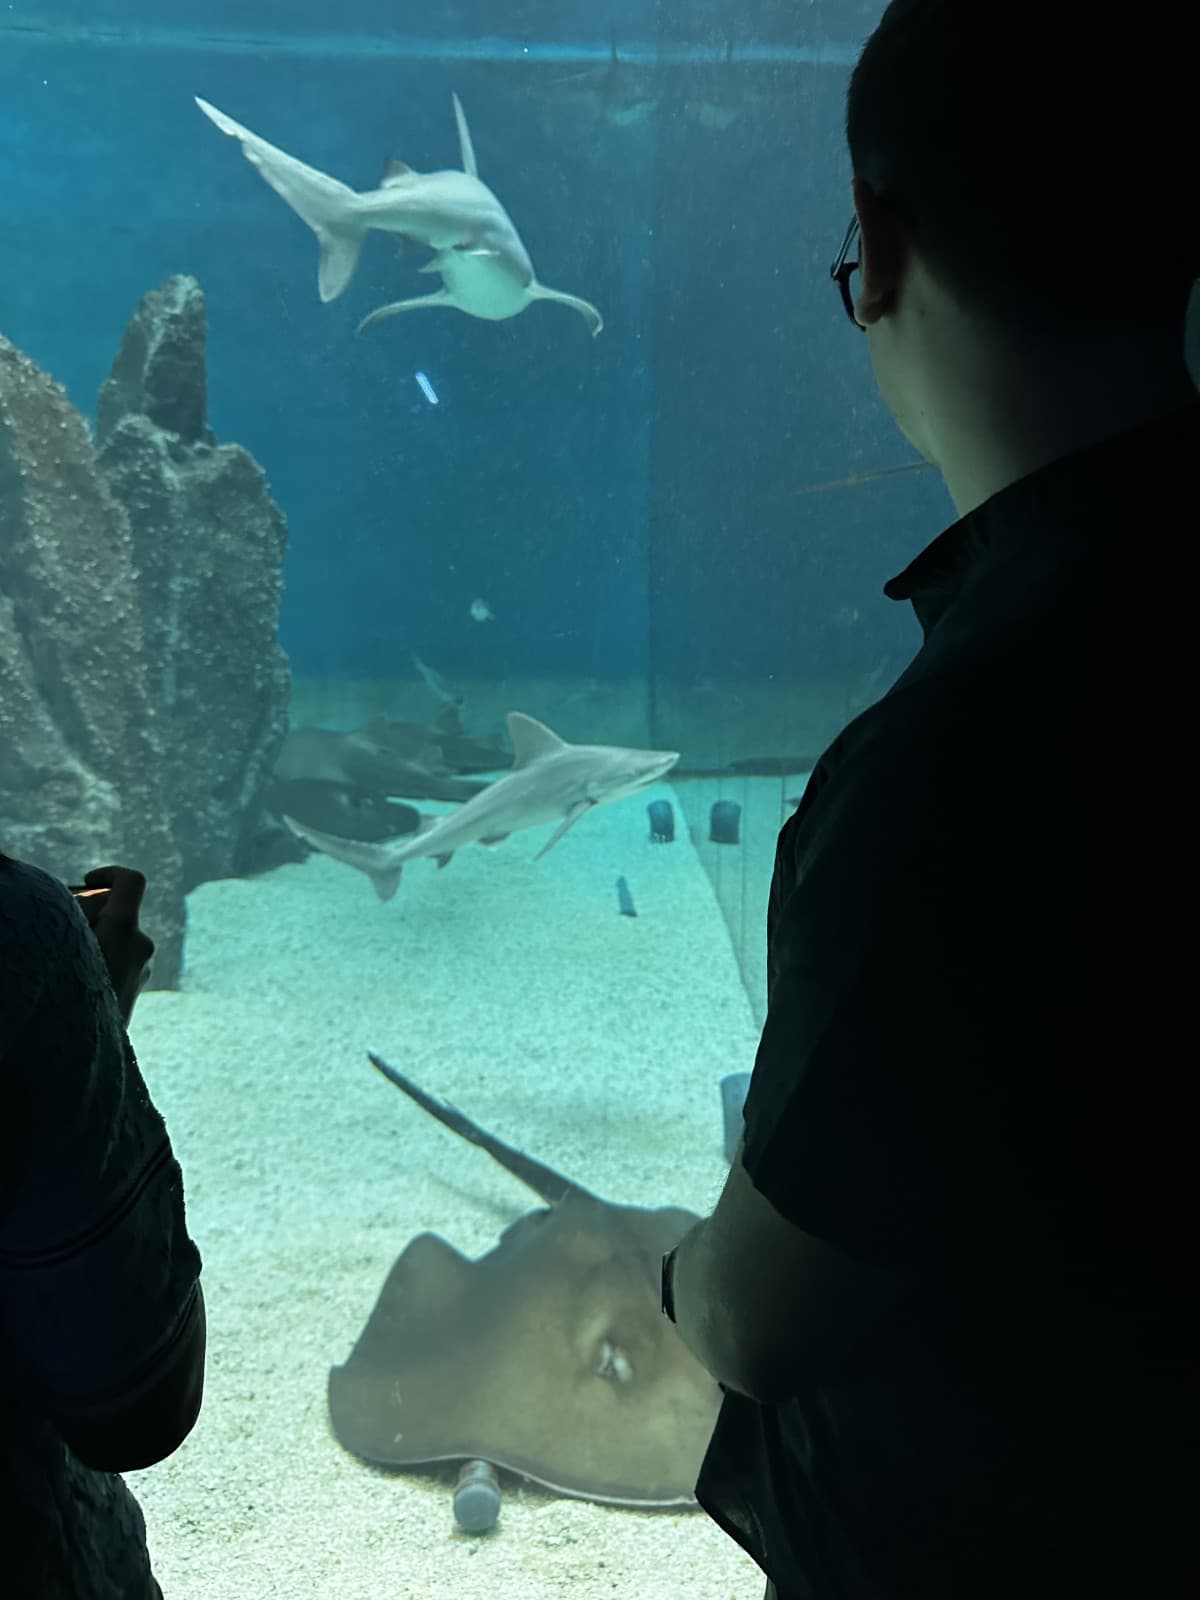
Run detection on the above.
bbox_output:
[0,2,981,1597]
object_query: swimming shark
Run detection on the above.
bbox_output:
[282,712,678,900]
[194,94,603,337]
[544,25,661,130]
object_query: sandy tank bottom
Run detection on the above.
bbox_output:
[125,779,766,1600]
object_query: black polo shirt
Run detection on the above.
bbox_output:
[696,402,1200,1599]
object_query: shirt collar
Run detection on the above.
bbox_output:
[882,398,1200,634]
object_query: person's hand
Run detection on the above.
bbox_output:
[78,866,155,1025]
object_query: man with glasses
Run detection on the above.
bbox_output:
[659,4,1198,1597]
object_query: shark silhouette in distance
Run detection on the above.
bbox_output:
[283,712,679,900]
[543,25,662,130]
[194,93,603,337]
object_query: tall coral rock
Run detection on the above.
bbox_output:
[0,275,291,984]
[0,334,186,980]
[97,277,291,893]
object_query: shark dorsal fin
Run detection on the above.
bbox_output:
[507,712,565,768]
[381,157,415,187]
[451,93,478,179]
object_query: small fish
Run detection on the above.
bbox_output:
[412,652,463,709]
[469,597,494,623]
[414,370,439,405]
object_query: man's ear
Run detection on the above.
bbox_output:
[852,176,906,327]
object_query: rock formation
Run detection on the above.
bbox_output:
[0,275,291,985]
[97,276,291,894]
[0,334,186,979]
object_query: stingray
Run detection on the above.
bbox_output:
[328,1053,721,1509]
[275,720,488,804]
[263,778,429,844]
[371,706,511,776]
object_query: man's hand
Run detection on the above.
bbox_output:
[78,867,155,1024]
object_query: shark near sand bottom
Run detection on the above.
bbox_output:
[195,93,603,336]
[283,712,679,900]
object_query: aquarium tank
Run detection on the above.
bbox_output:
[0,2,952,1595]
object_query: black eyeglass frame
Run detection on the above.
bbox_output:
[830,215,866,331]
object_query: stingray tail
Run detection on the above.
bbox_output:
[367,1052,589,1206]
[195,96,367,301]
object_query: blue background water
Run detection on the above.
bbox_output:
[0,1,946,690]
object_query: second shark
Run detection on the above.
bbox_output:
[284,712,678,900]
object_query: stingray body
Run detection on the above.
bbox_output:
[328,1054,721,1507]
[264,778,427,844]
[371,709,510,776]
[195,93,603,336]
[275,721,487,805]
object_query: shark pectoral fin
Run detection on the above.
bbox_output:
[451,93,479,178]
[372,867,404,901]
[418,253,450,275]
[435,852,456,869]
[526,283,604,336]
[480,833,511,846]
[533,800,594,861]
[357,292,451,335]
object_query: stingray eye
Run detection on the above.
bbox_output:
[595,1338,634,1384]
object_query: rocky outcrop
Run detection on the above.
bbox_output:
[0,275,291,984]
[0,334,186,980]
[97,277,291,893]
[98,273,213,449]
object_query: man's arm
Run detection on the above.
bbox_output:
[0,865,205,1470]
[668,1141,908,1402]
[53,1284,207,1472]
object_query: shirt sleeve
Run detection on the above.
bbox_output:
[0,861,202,1419]
[740,747,975,1272]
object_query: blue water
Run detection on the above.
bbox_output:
[0,0,944,696]
[0,8,957,1590]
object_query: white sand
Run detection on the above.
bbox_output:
[125,778,765,1600]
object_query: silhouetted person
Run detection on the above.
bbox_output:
[658,4,1199,1596]
[1,857,204,1598]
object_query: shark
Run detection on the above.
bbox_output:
[194,94,603,337]
[283,712,678,900]
[545,26,661,130]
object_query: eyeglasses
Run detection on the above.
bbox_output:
[830,215,866,331]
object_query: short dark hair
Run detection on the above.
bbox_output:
[846,1,1199,330]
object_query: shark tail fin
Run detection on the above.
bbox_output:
[195,96,366,302]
